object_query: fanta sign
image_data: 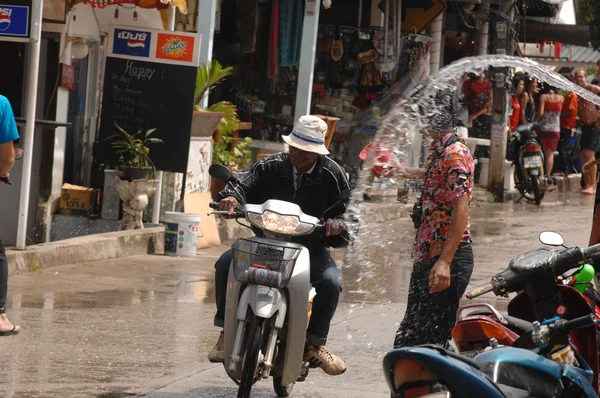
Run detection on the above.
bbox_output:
[0,4,30,38]
[113,28,151,57]
[156,33,195,63]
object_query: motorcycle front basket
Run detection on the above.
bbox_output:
[231,238,302,288]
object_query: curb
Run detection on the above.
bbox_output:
[7,227,165,276]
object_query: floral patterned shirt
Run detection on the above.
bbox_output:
[413,132,475,261]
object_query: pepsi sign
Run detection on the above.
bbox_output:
[113,29,151,58]
[0,4,30,38]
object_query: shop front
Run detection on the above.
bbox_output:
[211,0,440,179]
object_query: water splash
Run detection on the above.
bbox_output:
[343,54,600,326]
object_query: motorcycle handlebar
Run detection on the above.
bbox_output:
[465,283,495,299]
[551,314,596,334]
[553,247,586,276]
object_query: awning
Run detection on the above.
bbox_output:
[69,0,187,13]
[518,0,561,18]
[517,21,589,47]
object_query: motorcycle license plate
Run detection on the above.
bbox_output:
[523,156,542,168]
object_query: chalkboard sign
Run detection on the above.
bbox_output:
[95,56,196,173]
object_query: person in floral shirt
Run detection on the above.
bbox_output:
[392,89,475,349]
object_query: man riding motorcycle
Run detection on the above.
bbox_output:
[208,115,350,376]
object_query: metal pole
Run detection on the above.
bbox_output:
[151,4,177,224]
[429,14,443,74]
[16,0,43,249]
[294,0,321,121]
[476,0,491,56]
[197,0,216,108]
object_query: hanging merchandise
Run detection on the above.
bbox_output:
[330,26,344,62]
[374,28,396,73]
[357,49,384,92]
[238,0,259,53]
[280,0,303,67]
[397,33,432,86]
[267,0,280,83]
[373,0,396,74]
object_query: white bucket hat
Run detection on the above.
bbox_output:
[282,115,330,155]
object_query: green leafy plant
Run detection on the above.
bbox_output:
[195,60,240,135]
[212,136,253,172]
[107,122,164,176]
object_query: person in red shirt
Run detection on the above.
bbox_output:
[510,76,525,133]
[557,91,578,175]
[462,71,492,183]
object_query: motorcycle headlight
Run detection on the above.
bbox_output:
[247,211,315,235]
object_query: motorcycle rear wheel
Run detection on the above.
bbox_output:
[273,376,294,397]
[237,315,264,398]
[530,176,542,205]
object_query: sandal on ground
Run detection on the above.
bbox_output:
[0,325,20,336]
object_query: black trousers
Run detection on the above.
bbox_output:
[393,244,474,348]
[0,239,7,314]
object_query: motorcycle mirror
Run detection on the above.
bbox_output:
[209,164,234,183]
[539,231,565,247]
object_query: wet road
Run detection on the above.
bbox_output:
[0,193,596,397]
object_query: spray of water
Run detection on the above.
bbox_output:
[343,54,600,313]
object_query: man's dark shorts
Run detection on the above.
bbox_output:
[580,123,600,152]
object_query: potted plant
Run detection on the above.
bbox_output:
[107,122,164,181]
[192,60,240,137]
[210,135,254,199]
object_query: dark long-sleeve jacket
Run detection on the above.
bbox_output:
[217,152,351,248]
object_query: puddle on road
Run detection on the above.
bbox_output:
[10,279,215,310]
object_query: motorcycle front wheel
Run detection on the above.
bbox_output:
[238,315,265,398]
[273,376,294,397]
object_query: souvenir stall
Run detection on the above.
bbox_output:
[326,30,433,176]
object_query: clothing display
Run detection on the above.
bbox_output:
[238,0,259,53]
[279,0,303,67]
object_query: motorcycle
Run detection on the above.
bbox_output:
[384,314,598,398]
[511,123,548,205]
[207,164,349,398]
[383,235,600,397]
[452,232,600,358]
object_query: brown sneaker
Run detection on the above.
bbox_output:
[208,331,225,363]
[303,344,346,375]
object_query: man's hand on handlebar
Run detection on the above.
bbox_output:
[219,196,239,216]
[325,219,345,236]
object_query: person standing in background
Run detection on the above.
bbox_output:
[574,69,600,195]
[558,91,578,176]
[537,85,564,177]
[0,94,21,336]
[462,71,492,183]
[520,76,539,124]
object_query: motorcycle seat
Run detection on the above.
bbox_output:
[466,309,534,334]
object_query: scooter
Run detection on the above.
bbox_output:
[383,235,600,397]
[208,164,348,398]
[511,123,548,205]
[452,232,600,358]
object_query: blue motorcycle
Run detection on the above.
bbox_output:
[383,233,600,398]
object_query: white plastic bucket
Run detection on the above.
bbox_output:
[163,212,201,257]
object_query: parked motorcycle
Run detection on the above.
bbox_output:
[384,314,598,398]
[511,123,548,205]
[452,232,600,358]
[207,164,348,398]
[383,234,600,397]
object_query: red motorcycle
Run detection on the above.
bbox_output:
[451,231,600,391]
